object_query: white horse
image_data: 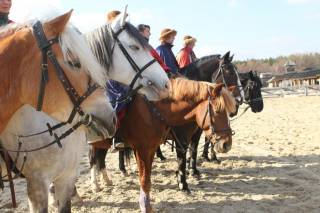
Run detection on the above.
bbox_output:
[0,8,170,213]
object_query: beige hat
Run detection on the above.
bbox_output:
[183,35,197,46]
[106,10,121,22]
[159,28,177,42]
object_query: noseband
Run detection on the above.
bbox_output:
[111,25,157,92]
[202,88,235,144]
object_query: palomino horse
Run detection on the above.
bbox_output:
[0,11,116,212]
[200,70,264,163]
[85,78,237,212]
[0,9,168,213]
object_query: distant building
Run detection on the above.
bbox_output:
[259,73,273,87]
[284,60,296,72]
[267,68,320,88]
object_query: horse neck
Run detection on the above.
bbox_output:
[154,99,202,126]
[0,30,37,133]
[185,57,219,82]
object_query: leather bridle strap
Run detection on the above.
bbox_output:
[32,21,98,124]
[112,26,157,90]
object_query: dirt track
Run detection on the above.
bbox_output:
[1,96,320,212]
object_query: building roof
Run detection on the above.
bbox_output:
[284,60,296,67]
[268,68,320,82]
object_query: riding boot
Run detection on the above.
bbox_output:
[110,133,125,153]
[202,138,211,162]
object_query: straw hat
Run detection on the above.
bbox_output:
[159,28,177,42]
[106,10,121,22]
[183,35,197,46]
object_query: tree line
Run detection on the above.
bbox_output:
[235,52,320,74]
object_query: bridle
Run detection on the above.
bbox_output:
[213,62,245,105]
[110,24,157,100]
[202,87,235,144]
[33,21,98,123]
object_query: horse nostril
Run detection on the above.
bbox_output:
[223,143,228,150]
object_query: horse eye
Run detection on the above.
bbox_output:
[129,45,140,51]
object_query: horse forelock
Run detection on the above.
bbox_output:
[85,24,114,74]
[216,88,236,114]
[60,25,107,87]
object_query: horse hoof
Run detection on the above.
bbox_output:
[92,186,101,193]
[202,155,211,162]
[105,180,113,186]
[182,187,191,195]
[212,159,221,164]
[72,194,83,204]
[191,170,201,179]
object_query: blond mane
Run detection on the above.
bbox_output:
[169,78,236,114]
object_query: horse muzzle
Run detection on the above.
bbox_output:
[81,114,116,144]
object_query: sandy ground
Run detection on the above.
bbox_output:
[1,96,320,213]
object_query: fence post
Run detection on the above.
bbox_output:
[305,86,308,96]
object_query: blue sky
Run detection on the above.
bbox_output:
[10,0,320,60]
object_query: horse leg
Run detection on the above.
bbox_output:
[189,128,202,178]
[54,176,75,213]
[202,138,211,162]
[156,146,166,161]
[71,185,83,204]
[174,131,190,193]
[119,150,127,176]
[88,146,101,192]
[135,148,155,213]
[95,148,113,186]
[27,178,49,213]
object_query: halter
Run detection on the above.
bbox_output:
[202,87,234,144]
[111,24,157,93]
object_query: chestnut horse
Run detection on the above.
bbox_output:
[200,70,264,163]
[83,78,236,212]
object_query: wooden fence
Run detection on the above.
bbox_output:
[261,86,320,98]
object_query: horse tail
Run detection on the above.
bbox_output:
[123,147,133,166]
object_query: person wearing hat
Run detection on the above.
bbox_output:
[0,0,14,39]
[137,24,170,73]
[176,35,197,69]
[156,28,179,75]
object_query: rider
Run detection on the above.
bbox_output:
[176,35,197,69]
[156,28,179,75]
[106,12,171,151]
[0,0,14,39]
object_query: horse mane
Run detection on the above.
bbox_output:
[194,54,221,68]
[59,25,107,87]
[85,22,150,72]
[169,78,236,114]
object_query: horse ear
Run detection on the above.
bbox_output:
[227,85,236,92]
[222,51,230,63]
[249,70,254,79]
[230,54,234,62]
[212,83,224,97]
[45,10,73,36]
